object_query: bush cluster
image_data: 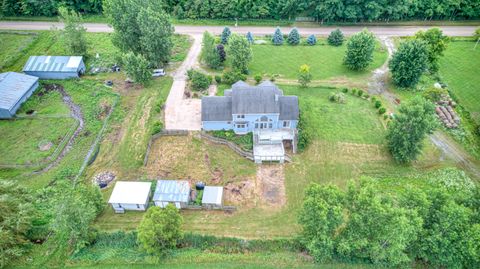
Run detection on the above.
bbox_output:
[329,92,346,104]
[222,70,247,85]
[187,69,212,91]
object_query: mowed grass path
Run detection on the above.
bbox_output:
[249,40,387,81]
[439,39,480,123]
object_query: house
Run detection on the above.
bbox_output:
[153,180,190,209]
[0,72,39,119]
[201,81,299,134]
[23,56,86,79]
[202,81,299,163]
[108,181,152,213]
[202,186,223,209]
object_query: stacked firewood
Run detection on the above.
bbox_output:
[435,95,460,128]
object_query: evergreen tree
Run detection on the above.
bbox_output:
[389,40,429,88]
[221,26,231,44]
[216,44,226,63]
[58,7,88,56]
[287,27,300,45]
[272,27,284,45]
[343,29,375,70]
[228,34,253,74]
[306,34,317,45]
[122,52,151,84]
[386,96,438,163]
[327,29,344,46]
[246,31,254,44]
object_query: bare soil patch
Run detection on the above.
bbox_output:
[256,164,286,209]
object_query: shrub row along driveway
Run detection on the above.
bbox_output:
[164,34,202,131]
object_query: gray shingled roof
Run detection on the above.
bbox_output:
[201,81,299,121]
[0,72,38,110]
[279,96,299,120]
[201,96,232,121]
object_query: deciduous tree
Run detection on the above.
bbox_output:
[58,7,87,56]
[201,31,221,69]
[343,29,375,70]
[389,39,429,88]
[414,28,449,72]
[122,52,151,84]
[298,64,312,87]
[228,34,253,74]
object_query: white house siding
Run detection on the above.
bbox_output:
[111,203,147,211]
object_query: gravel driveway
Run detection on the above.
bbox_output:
[164,34,202,131]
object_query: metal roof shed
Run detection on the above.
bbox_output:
[23,56,86,80]
[108,181,152,213]
[202,186,223,208]
[153,180,190,209]
[0,72,39,119]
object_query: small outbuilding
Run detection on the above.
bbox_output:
[0,72,39,119]
[202,186,224,209]
[23,56,86,79]
[108,181,152,213]
[153,180,190,209]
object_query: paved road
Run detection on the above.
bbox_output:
[0,21,477,36]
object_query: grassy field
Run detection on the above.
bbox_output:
[0,32,37,69]
[248,39,387,84]
[438,39,480,124]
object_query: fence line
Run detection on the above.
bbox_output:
[143,129,190,166]
[185,204,237,211]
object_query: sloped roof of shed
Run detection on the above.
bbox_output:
[108,181,152,205]
[202,186,223,205]
[23,56,84,73]
[0,72,38,110]
[153,180,190,203]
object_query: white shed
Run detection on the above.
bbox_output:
[108,181,152,213]
[153,180,190,209]
[202,186,223,209]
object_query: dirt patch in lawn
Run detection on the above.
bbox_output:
[256,164,286,209]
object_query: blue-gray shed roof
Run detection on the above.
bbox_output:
[0,72,39,110]
[153,180,190,203]
[23,56,84,73]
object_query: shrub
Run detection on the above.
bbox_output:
[327,29,344,46]
[297,109,313,152]
[329,92,346,104]
[298,64,312,87]
[188,69,211,91]
[254,74,262,84]
[306,34,317,45]
[384,114,389,120]
[222,70,246,84]
[270,74,279,82]
[221,26,231,44]
[374,100,382,108]
[352,89,357,95]
[423,87,447,102]
[287,28,300,45]
[272,27,283,45]
[246,32,254,44]
[378,107,387,115]
[216,44,226,63]
[357,89,364,97]
[371,96,377,103]
[151,121,163,135]
[364,94,370,99]
[214,75,222,83]
[342,88,348,93]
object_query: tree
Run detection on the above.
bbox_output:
[343,29,376,70]
[221,26,231,44]
[298,64,312,87]
[414,28,449,72]
[187,69,212,91]
[299,184,345,262]
[272,27,284,45]
[306,34,317,45]
[474,28,480,49]
[246,32,254,44]
[0,181,35,268]
[216,44,226,63]
[287,27,300,45]
[201,31,221,69]
[327,29,344,46]
[386,96,438,163]
[137,205,183,254]
[122,52,151,84]
[389,39,429,88]
[228,34,252,74]
[58,7,87,56]
[137,6,174,66]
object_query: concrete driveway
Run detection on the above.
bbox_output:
[164,34,202,131]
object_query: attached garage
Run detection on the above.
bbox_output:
[108,181,152,213]
[0,72,39,119]
[23,56,86,79]
[153,180,190,209]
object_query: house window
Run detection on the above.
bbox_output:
[255,123,258,128]
[283,121,289,127]
[236,124,246,128]
[136,204,140,209]
[236,114,245,119]
[269,123,273,128]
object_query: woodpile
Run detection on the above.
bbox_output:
[435,94,460,129]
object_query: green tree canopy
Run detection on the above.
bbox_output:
[272,27,284,45]
[137,205,183,254]
[343,29,376,70]
[221,27,231,44]
[287,27,300,45]
[414,28,449,72]
[386,96,438,163]
[327,29,344,46]
[297,64,312,87]
[58,6,88,56]
[228,34,253,74]
[201,31,222,69]
[122,52,151,85]
[389,39,429,88]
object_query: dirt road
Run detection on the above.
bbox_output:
[0,21,477,36]
[164,34,202,130]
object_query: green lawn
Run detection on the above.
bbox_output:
[0,32,37,70]
[438,39,480,124]
[248,40,387,82]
